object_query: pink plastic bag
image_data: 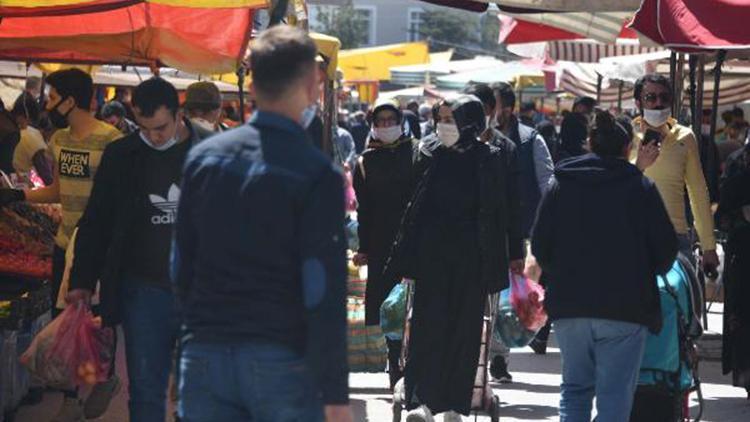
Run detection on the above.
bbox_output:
[20,303,114,387]
[509,273,548,332]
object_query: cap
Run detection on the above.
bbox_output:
[184,81,222,111]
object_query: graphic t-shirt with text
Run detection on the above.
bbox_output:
[50,121,122,249]
[122,139,191,287]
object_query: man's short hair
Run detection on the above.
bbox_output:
[184,81,222,114]
[25,76,41,93]
[100,101,127,119]
[634,73,673,102]
[490,82,516,110]
[463,83,496,111]
[45,68,93,110]
[721,110,734,125]
[520,100,536,113]
[11,93,41,125]
[573,96,596,112]
[732,107,744,120]
[132,77,179,118]
[250,26,317,98]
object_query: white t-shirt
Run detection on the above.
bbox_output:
[13,126,47,174]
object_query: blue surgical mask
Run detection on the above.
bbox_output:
[139,125,180,151]
[301,103,318,129]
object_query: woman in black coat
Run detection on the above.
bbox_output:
[352,98,416,389]
[388,95,512,421]
[717,152,750,398]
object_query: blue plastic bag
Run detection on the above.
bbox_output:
[493,284,540,348]
[380,283,406,340]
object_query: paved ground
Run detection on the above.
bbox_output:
[13,305,750,421]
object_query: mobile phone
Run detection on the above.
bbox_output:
[643,129,662,147]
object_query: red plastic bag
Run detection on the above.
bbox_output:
[509,273,548,332]
[20,303,114,387]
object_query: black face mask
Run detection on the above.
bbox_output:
[48,97,72,129]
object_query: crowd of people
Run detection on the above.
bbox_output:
[0,24,747,422]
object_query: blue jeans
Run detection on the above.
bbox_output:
[119,281,180,422]
[178,341,323,422]
[554,318,648,422]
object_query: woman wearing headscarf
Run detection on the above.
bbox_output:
[717,149,750,398]
[558,111,589,161]
[352,98,417,390]
[387,95,512,422]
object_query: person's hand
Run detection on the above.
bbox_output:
[353,253,368,266]
[509,259,525,275]
[636,142,660,172]
[0,188,24,207]
[702,250,720,279]
[325,404,353,422]
[65,288,92,307]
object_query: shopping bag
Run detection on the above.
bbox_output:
[509,273,548,331]
[494,273,548,348]
[380,282,406,340]
[347,296,387,372]
[20,303,113,388]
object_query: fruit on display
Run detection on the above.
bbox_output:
[0,203,59,278]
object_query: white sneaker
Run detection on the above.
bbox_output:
[406,405,435,422]
[442,411,463,422]
[51,397,85,422]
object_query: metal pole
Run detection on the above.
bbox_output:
[689,55,699,135]
[596,74,603,103]
[617,80,623,113]
[709,51,726,145]
[669,52,678,117]
[237,67,246,123]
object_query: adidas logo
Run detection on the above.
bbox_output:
[149,184,180,225]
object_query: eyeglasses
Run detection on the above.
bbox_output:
[642,93,671,103]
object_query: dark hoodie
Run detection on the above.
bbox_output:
[531,153,677,333]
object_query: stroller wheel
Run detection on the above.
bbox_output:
[490,395,500,422]
[392,402,402,422]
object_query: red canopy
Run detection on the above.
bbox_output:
[0,2,261,74]
[499,14,638,44]
[630,0,750,52]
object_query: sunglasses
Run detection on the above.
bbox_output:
[642,93,671,103]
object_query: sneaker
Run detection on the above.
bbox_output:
[83,375,121,419]
[405,405,435,422]
[489,356,513,384]
[442,411,462,422]
[51,397,85,422]
[529,338,547,355]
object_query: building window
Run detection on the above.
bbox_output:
[308,4,376,47]
[408,8,425,42]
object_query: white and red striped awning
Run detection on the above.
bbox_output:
[547,39,664,63]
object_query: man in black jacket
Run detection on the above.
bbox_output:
[464,83,524,383]
[66,77,213,422]
[532,112,677,422]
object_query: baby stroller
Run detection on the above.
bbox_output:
[391,279,501,422]
[630,255,705,422]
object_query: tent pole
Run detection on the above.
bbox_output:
[617,80,623,113]
[596,74,602,103]
[709,51,726,145]
[669,52,678,117]
[237,66,246,123]
[689,54,703,134]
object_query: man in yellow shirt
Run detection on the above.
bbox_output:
[631,73,720,273]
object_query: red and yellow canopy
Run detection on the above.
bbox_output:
[0,0,267,74]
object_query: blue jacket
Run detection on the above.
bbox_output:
[172,111,349,404]
[531,154,678,333]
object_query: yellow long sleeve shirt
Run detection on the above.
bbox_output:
[632,117,716,251]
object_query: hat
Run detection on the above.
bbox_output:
[371,98,402,122]
[184,81,222,111]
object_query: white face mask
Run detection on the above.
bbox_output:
[642,108,671,128]
[372,125,402,143]
[701,124,711,136]
[139,124,180,151]
[437,123,460,147]
[300,103,318,129]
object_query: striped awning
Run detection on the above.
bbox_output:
[557,62,633,105]
[548,39,664,63]
[482,0,641,13]
[500,11,634,44]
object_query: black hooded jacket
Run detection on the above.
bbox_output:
[531,154,678,332]
[387,96,520,293]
